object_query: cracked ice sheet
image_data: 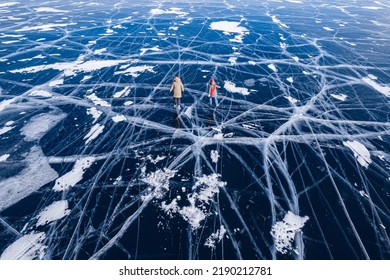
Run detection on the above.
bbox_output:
[0,0,390,260]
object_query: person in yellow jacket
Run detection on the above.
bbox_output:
[170,76,184,109]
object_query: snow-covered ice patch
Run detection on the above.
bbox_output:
[362,6,383,10]
[0,123,15,136]
[330,93,347,101]
[0,146,59,211]
[86,107,102,123]
[84,124,105,144]
[343,140,372,169]
[0,2,19,8]
[0,154,10,162]
[0,232,46,260]
[34,7,69,13]
[86,93,111,107]
[210,21,249,43]
[323,27,335,31]
[268,64,278,72]
[141,168,177,202]
[113,86,131,98]
[0,97,17,112]
[140,46,162,56]
[21,112,67,141]
[204,225,226,248]
[29,89,52,97]
[48,79,64,87]
[270,15,289,28]
[53,157,96,192]
[115,65,156,78]
[224,81,250,95]
[363,76,390,97]
[211,150,220,163]
[271,211,309,254]
[124,101,134,106]
[112,114,126,123]
[287,77,294,83]
[150,7,189,17]
[284,96,298,104]
[36,200,71,226]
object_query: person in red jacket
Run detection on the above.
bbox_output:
[208,77,219,107]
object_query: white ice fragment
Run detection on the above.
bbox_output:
[224,81,250,95]
[0,124,14,136]
[271,211,309,254]
[0,97,16,112]
[86,93,111,107]
[228,57,237,65]
[115,65,156,78]
[20,112,67,141]
[84,124,105,144]
[362,77,390,97]
[0,146,59,211]
[36,200,70,226]
[0,2,19,8]
[34,7,69,13]
[330,94,347,101]
[48,79,64,87]
[81,75,92,82]
[147,155,166,164]
[140,46,162,56]
[141,168,177,202]
[271,15,289,28]
[112,114,126,123]
[93,48,107,55]
[362,6,383,10]
[0,232,46,260]
[284,96,298,104]
[150,7,189,17]
[268,64,278,72]
[248,60,256,65]
[380,224,386,229]
[204,225,227,248]
[292,56,299,62]
[323,27,334,31]
[0,154,10,162]
[359,190,369,199]
[29,89,52,97]
[210,21,249,43]
[53,157,96,192]
[86,107,102,123]
[343,140,372,169]
[211,150,220,163]
[124,101,134,106]
[287,77,294,83]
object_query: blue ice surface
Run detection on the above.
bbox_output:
[0,0,389,260]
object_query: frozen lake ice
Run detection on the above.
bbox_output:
[0,0,390,260]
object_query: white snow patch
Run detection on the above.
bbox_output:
[271,15,289,28]
[86,107,102,123]
[93,48,107,55]
[115,65,156,78]
[29,89,52,97]
[210,21,249,43]
[363,77,390,97]
[53,157,96,192]
[362,6,383,10]
[124,101,134,106]
[330,93,347,101]
[112,114,126,123]
[284,96,298,104]
[141,168,177,202]
[84,124,105,144]
[34,7,68,13]
[16,23,71,32]
[359,190,370,199]
[268,64,278,72]
[36,200,70,226]
[228,57,237,65]
[0,154,10,162]
[21,112,67,141]
[147,155,167,164]
[113,86,131,98]
[140,46,162,56]
[81,75,92,82]
[0,123,15,136]
[343,140,372,169]
[224,81,250,95]
[287,77,294,83]
[0,232,46,260]
[0,146,59,211]
[211,150,220,163]
[271,211,309,254]
[0,2,19,8]
[204,225,227,248]
[48,79,64,87]
[150,7,189,17]
[323,26,334,31]
[86,93,111,107]
[292,56,300,62]
[0,97,17,112]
